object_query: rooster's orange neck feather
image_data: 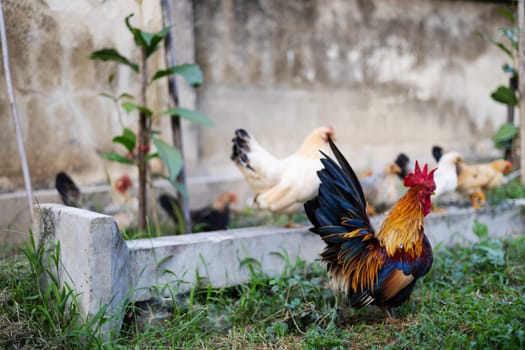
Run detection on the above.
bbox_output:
[376,186,425,257]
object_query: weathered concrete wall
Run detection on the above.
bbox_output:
[1,0,511,187]
[194,0,509,175]
[0,0,196,190]
[0,0,197,246]
[0,0,515,246]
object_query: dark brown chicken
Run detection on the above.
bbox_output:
[160,192,238,232]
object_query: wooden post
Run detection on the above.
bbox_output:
[519,0,525,183]
[137,46,149,231]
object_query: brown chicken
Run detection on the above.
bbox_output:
[231,126,334,227]
[456,159,512,208]
[305,139,435,320]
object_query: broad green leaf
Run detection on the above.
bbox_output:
[168,178,189,199]
[151,64,203,86]
[101,152,135,165]
[144,26,171,58]
[492,123,519,149]
[121,102,153,117]
[152,137,183,182]
[160,107,213,127]
[112,128,136,153]
[89,48,139,73]
[124,14,171,58]
[491,86,517,106]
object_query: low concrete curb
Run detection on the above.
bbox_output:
[33,205,130,338]
[33,200,525,338]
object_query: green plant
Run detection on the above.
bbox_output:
[481,7,519,158]
[0,231,109,348]
[89,8,212,233]
[2,234,524,348]
[487,177,525,204]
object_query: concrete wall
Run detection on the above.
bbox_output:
[195,0,509,177]
[0,0,514,246]
[0,0,196,190]
[33,200,525,337]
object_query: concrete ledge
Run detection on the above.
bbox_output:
[33,200,525,337]
[127,226,322,301]
[34,204,130,338]
[423,199,525,246]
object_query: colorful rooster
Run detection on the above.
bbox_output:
[305,139,435,319]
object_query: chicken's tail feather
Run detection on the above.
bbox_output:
[55,172,81,207]
[305,138,374,236]
[394,153,410,180]
[159,193,180,222]
[231,129,255,171]
[327,138,367,209]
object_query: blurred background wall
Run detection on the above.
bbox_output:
[0,0,511,247]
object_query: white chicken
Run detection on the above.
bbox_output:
[431,151,463,210]
[360,162,402,216]
[231,126,334,227]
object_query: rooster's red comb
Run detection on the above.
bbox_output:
[404,161,436,189]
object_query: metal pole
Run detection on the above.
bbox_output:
[161,0,192,232]
[0,0,34,216]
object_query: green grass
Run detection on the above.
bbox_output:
[0,230,524,349]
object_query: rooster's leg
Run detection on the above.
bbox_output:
[380,306,395,321]
[380,306,400,323]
